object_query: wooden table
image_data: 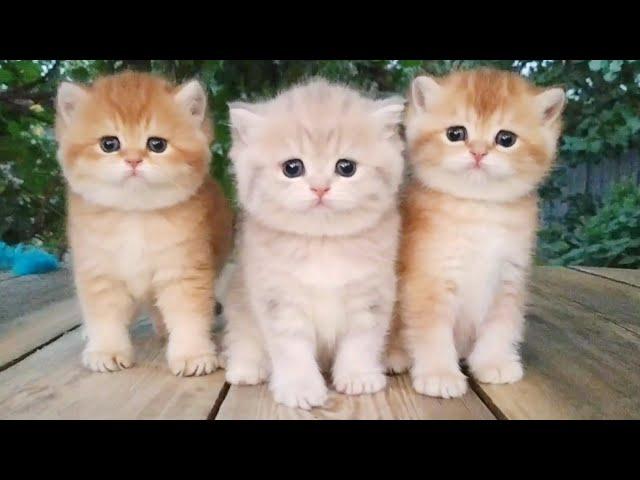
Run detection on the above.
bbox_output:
[0,265,638,420]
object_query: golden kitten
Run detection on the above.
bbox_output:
[387,69,565,398]
[55,72,233,376]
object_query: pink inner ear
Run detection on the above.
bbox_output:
[544,104,557,121]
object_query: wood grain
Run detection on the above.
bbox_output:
[571,266,640,289]
[0,322,227,419]
[530,266,640,335]
[216,374,494,420]
[0,297,82,369]
[0,267,81,369]
[472,271,640,419]
[0,267,74,323]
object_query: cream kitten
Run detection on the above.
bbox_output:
[56,72,233,376]
[222,79,405,409]
[387,69,565,398]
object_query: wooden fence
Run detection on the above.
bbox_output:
[541,150,640,223]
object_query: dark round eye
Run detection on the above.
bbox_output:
[335,159,357,177]
[446,126,467,142]
[147,137,168,153]
[495,130,517,148]
[100,136,120,153]
[282,158,305,178]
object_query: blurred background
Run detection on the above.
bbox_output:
[0,60,638,269]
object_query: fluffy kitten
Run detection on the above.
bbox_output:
[387,69,565,398]
[221,79,405,409]
[56,72,233,376]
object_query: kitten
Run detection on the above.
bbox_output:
[387,69,565,398]
[221,79,405,409]
[55,72,234,376]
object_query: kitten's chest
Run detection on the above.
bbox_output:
[108,216,155,293]
[285,237,382,288]
[446,215,526,323]
[80,213,160,296]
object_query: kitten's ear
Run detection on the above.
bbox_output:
[373,96,405,138]
[175,80,207,124]
[56,82,88,124]
[228,102,263,143]
[410,76,442,112]
[536,87,566,124]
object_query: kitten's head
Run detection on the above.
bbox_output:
[405,69,565,202]
[228,79,405,236]
[55,71,212,210]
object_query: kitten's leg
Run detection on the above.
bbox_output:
[257,294,327,410]
[77,275,135,372]
[468,277,525,384]
[384,308,411,374]
[155,271,218,377]
[222,267,270,385]
[402,282,467,398]
[266,329,327,410]
[333,283,392,395]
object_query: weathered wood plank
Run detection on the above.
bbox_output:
[0,267,74,323]
[529,266,640,335]
[571,266,640,289]
[0,267,80,369]
[0,297,82,369]
[0,322,227,419]
[216,374,494,420]
[473,269,640,419]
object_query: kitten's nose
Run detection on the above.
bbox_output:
[125,158,143,168]
[470,151,487,164]
[311,186,330,199]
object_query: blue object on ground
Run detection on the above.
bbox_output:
[0,241,60,276]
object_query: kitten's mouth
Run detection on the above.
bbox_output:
[125,169,144,180]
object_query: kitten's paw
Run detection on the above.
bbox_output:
[168,353,219,377]
[412,372,467,398]
[226,362,269,385]
[82,349,134,373]
[271,378,328,410]
[334,372,387,395]
[473,360,523,384]
[384,348,411,374]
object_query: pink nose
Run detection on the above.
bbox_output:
[311,187,330,198]
[125,158,143,168]
[471,151,487,164]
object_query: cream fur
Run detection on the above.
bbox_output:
[222,79,405,409]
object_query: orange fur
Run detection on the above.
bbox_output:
[388,69,565,397]
[56,72,233,376]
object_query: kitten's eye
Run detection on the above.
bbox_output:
[335,159,357,177]
[495,130,517,148]
[100,136,120,153]
[446,126,467,142]
[282,159,305,178]
[147,137,168,153]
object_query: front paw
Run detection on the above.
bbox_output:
[412,371,467,398]
[82,349,134,373]
[270,376,328,410]
[333,371,387,395]
[168,350,219,377]
[225,361,270,385]
[472,360,523,384]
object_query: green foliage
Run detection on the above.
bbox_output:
[1,60,639,267]
[539,182,640,268]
